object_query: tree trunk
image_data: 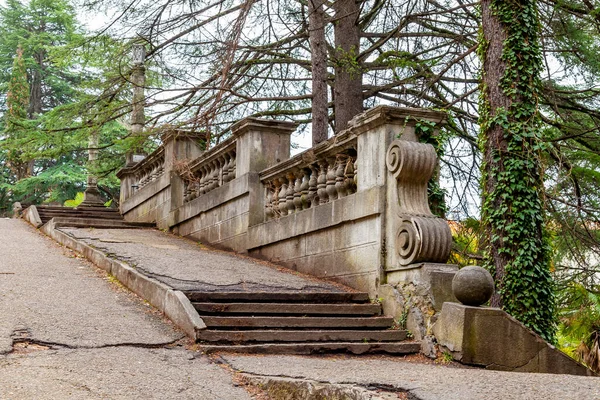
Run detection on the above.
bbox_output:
[332,0,362,132]
[479,0,556,341]
[480,0,510,308]
[28,50,44,118]
[308,0,328,146]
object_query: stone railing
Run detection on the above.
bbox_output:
[132,146,165,192]
[117,130,206,225]
[260,130,358,220]
[181,138,237,203]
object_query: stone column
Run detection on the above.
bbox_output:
[162,130,206,175]
[231,118,297,226]
[351,106,457,347]
[163,129,207,212]
[81,131,105,207]
[126,44,146,167]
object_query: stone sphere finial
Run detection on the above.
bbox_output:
[452,266,494,306]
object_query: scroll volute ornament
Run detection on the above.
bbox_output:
[386,139,452,266]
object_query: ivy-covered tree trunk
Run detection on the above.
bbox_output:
[308,0,328,145]
[479,0,556,342]
[332,0,363,132]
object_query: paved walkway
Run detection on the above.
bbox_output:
[0,219,252,399]
[60,227,347,293]
[2,218,599,399]
[225,354,600,400]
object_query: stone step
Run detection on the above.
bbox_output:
[193,302,382,316]
[196,329,407,343]
[202,316,394,329]
[38,212,123,221]
[184,291,370,304]
[50,218,155,229]
[38,209,121,215]
[195,341,421,355]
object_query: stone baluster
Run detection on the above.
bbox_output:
[326,157,338,202]
[286,173,296,215]
[213,160,221,189]
[183,181,191,202]
[278,177,288,216]
[308,166,318,208]
[272,180,281,218]
[345,156,356,194]
[317,161,328,205]
[229,154,237,180]
[222,154,231,183]
[353,159,358,189]
[300,169,310,210]
[293,171,303,212]
[335,155,348,198]
[265,186,274,220]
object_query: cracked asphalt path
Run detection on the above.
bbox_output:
[0,219,252,399]
[60,227,347,293]
[224,354,600,400]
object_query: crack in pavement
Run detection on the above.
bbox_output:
[1,328,187,356]
[214,355,422,400]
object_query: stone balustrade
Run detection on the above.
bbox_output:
[181,138,237,203]
[132,147,166,191]
[118,107,454,300]
[260,130,358,220]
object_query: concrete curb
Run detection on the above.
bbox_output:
[22,205,43,228]
[39,220,206,339]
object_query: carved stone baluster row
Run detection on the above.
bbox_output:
[182,149,237,204]
[263,151,358,220]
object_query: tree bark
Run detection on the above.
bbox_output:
[308,0,329,146]
[480,0,510,308]
[332,0,363,132]
[479,0,554,341]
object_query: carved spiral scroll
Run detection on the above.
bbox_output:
[396,217,453,266]
[386,140,437,215]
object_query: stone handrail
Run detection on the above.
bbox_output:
[179,137,237,203]
[129,146,166,191]
[260,129,358,220]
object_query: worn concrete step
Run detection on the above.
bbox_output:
[38,208,120,214]
[38,212,123,220]
[196,329,408,343]
[193,302,382,316]
[202,316,394,329]
[51,218,155,229]
[195,341,421,355]
[184,291,370,304]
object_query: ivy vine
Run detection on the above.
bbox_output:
[478,0,556,342]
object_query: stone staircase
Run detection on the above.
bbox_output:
[186,291,419,355]
[36,205,154,229]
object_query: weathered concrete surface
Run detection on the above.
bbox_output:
[225,354,600,400]
[433,302,593,376]
[0,347,251,400]
[0,219,252,399]
[60,227,349,293]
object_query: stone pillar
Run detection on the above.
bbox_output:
[349,106,457,350]
[81,131,105,207]
[162,129,206,212]
[162,130,206,175]
[231,118,297,226]
[126,44,146,167]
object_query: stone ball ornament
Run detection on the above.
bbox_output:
[452,266,495,306]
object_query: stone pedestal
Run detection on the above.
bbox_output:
[433,302,594,376]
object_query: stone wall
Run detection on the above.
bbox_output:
[118,106,452,300]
